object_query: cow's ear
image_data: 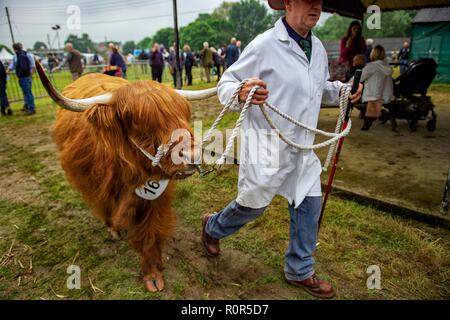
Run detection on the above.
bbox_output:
[85,104,117,129]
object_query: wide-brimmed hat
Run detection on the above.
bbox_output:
[268,0,285,10]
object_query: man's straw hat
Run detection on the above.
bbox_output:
[268,0,285,10]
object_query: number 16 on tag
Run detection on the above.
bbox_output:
[135,179,169,200]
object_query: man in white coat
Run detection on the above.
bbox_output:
[201,0,362,299]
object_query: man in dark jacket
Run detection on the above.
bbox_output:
[212,47,222,81]
[52,42,83,80]
[9,43,36,115]
[138,49,149,74]
[0,59,11,116]
[150,43,164,83]
[183,45,194,86]
[225,37,239,69]
[168,43,184,88]
[398,41,410,75]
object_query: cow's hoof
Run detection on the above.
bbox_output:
[108,228,127,240]
[143,272,165,292]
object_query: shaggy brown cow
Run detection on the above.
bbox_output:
[35,61,216,292]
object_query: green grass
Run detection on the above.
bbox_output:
[0,84,449,300]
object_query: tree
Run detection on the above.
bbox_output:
[122,40,136,55]
[314,10,417,41]
[203,17,234,48]
[65,33,96,52]
[33,41,48,51]
[362,10,417,38]
[0,44,13,54]
[313,14,354,41]
[181,15,233,50]
[153,27,175,49]
[228,0,271,47]
[181,20,215,51]
[212,2,234,19]
[137,37,152,50]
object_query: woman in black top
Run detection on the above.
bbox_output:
[183,45,194,86]
[0,60,11,116]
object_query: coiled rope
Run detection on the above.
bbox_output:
[201,80,353,171]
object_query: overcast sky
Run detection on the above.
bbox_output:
[0,0,330,49]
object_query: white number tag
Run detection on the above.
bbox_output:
[135,179,169,200]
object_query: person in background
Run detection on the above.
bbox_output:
[360,45,393,131]
[183,45,194,86]
[47,53,58,71]
[52,42,83,81]
[138,49,149,74]
[211,47,222,81]
[236,40,242,57]
[110,46,127,79]
[220,44,227,70]
[161,44,169,62]
[126,53,134,65]
[150,43,164,83]
[93,50,100,65]
[225,37,239,69]
[345,54,366,83]
[339,21,366,67]
[8,43,36,116]
[201,0,363,300]
[200,42,213,83]
[107,42,115,64]
[398,41,410,75]
[365,38,373,62]
[0,59,12,116]
[168,45,184,88]
[47,53,58,83]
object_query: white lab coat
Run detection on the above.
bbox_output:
[218,18,343,209]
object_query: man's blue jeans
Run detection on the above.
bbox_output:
[205,196,322,281]
[18,76,35,111]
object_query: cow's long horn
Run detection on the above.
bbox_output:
[35,59,112,112]
[176,87,217,101]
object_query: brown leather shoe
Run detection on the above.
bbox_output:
[286,274,335,299]
[201,214,220,257]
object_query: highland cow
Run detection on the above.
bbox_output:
[35,61,216,292]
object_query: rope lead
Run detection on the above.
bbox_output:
[202,80,353,171]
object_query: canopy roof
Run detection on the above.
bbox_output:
[0,48,13,61]
[323,0,450,19]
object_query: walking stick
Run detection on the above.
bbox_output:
[441,169,450,215]
[318,70,363,230]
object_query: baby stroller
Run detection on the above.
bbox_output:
[379,58,438,132]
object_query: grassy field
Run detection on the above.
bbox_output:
[0,80,449,300]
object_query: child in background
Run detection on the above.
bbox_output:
[345,54,366,83]
[360,45,394,131]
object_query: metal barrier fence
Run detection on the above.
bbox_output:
[5,61,201,103]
